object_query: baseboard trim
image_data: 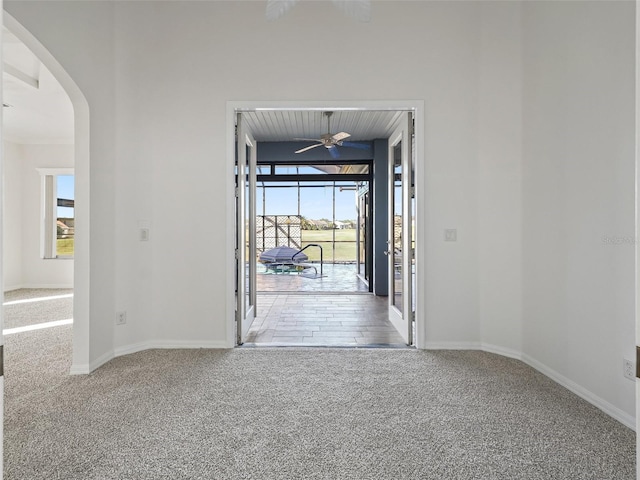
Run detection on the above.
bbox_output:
[422,341,635,431]
[422,341,483,351]
[3,284,25,292]
[5,283,74,292]
[520,353,636,430]
[480,342,523,361]
[422,341,522,361]
[69,349,114,375]
[72,341,230,374]
[69,364,90,375]
[114,340,229,358]
[114,341,149,357]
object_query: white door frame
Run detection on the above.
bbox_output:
[225,100,425,348]
[635,2,640,474]
[236,112,258,343]
[387,112,414,344]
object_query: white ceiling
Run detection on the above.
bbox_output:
[2,27,74,145]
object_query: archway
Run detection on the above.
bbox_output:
[3,12,90,373]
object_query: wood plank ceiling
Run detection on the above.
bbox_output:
[242,110,406,142]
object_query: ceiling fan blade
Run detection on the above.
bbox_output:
[295,143,324,154]
[266,0,298,20]
[327,146,340,159]
[341,141,371,150]
[293,137,323,142]
[332,132,351,142]
[332,0,371,22]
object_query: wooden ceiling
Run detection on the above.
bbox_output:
[241,109,407,143]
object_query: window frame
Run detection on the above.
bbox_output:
[37,168,75,259]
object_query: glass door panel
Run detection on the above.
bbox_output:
[393,143,403,313]
[236,113,257,344]
[387,112,413,344]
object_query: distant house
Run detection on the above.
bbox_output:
[304,219,355,230]
[307,219,330,230]
[56,220,74,239]
[334,221,352,230]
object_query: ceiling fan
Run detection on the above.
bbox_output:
[266,0,371,22]
[294,111,370,159]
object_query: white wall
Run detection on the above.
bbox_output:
[3,141,74,290]
[3,0,636,427]
[522,1,636,423]
[3,141,23,289]
[476,2,523,355]
[105,0,490,349]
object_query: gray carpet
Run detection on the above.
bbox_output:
[3,290,637,479]
[4,288,73,330]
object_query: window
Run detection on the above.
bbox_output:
[38,168,74,258]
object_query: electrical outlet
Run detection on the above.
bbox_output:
[623,358,635,381]
[444,229,457,242]
[116,311,127,325]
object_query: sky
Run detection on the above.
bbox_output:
[56,175,358,222]
[57,175,74,218]
[256,183,358,221]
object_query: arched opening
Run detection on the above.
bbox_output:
[3,12,90,373]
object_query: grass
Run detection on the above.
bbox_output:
[301,229,357,262]
[56,238,74,256]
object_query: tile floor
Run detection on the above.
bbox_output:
[246,293,406,346]
[255,263,370,293]
[247,263,407,347]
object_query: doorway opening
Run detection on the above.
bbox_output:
[247,161,391,345]
[3,12,91,375]
[2,23,75,349]
[229,103,421,348]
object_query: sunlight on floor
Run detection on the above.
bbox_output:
[3,318,73,336]
[3,291,74,335]
[3,293,73,306]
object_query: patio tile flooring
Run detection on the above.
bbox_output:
[246,263,407,346]
[245,293,407,346]
[256,263,369,293]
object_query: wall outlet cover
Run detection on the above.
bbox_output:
[116,311,127,325]
[444,229,457,242]
[623,358,635,381]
